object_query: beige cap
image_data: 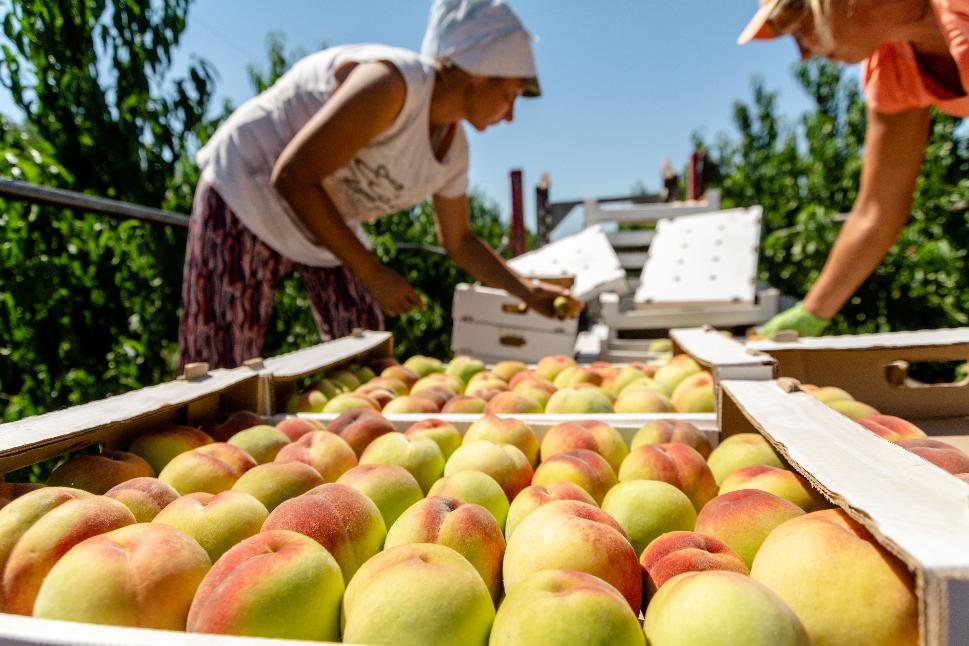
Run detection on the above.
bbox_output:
[737,0,781,45]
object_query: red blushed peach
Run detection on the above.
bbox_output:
[695,489,805,569]
[631,419,712,459]
[1,495,136,614]
[412,386,455,410]
[159,443,258,495]
[445,440,534,501]
[492,360,528,382]
[326,408,395,457]
[274,431,357,482]
[381,365,421,389]
[640,530,748,597]
[0,484,44,510]
[187,530,344,640]
[719,465,827,512]
[153,491,268,563]
[337,464,424,529]
[441,395,487,413]
[618,443,718,511]
[827,399,880,419]
[353,385,396,409]
[463,415,540,467]
[484,392,543,415]
[205,410,263,442]
[539,420,629,474]
[322,393,380,414]
[401,355,444,377]
[670,371,715,413]
[856,415,926,442]
[385,496,506,602]
[707,433,783,485]
[128,425,214,473]
[262,483,386,584]
[231,461,324,512]
[381,395,440,414]
[274,417,324,442]
[532,449,617,505]
[534,355,576,382]
[359,433,445,494]
[33,523,210,630]
[553,366,603,389]
[227,425,290,464]
[613,389,676,414]
[508,371,548,390]
[465,379,510,401]
[46,451,154,494]
[427,471,510,528]
[897,438,969,474]
[368,356,400,373]
[363,376,408,397]
[105,477,180,522]
[404,419,462,459]
[412,373,464,396]
[544,387,615,414]
[504,482,596,540]
[503,499,642,612]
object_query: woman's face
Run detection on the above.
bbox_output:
[771,1,881,65]
[465,77,527,132]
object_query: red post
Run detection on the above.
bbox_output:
[687,151,699,201]
[509,169,526,256]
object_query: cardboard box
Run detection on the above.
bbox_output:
[671,327,776,381]
[719,378,969,646]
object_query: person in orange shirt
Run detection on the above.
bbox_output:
[742,0,969,337]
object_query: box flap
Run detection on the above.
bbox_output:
[670,327,776,380]
[749,328,969,352]
[261,331,392,381]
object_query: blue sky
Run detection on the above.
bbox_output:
[2,1,846,232]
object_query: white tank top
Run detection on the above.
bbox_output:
[197,44,469,267]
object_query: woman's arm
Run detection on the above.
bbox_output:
[802,105,931,319]
[432,193,578,318]
[271,61,423,316]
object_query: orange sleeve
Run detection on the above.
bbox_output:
[862,44,928,114]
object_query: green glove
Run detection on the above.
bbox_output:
[760,302,830,338]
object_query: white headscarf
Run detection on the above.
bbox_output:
[421,0,541,96]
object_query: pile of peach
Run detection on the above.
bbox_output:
[288,353,715,416]
[804,384,969,483]
[0,407,921,645]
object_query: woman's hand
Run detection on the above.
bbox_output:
[525,281,583,320]
[361,265,425,317]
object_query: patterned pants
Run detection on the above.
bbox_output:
[178,180,384,371]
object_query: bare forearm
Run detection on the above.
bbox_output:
[451,235,532,301]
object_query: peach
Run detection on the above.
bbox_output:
[707,433,783,484]
[644,571,810,646]
[33,523,210,629]
[695,489,805,568]
[465,378,510,401]
[326,408,395,457]
[719,465,827,511]
[262,483,386,583]
[128,425,214,473]
[639,530,748,597]
[322,393,379,414]
[337,464,424,529]
[484,391,543,415]
[46,451,154,494]
[386,496,505,602]
[410,385,455,410]
[231,461,324,512]
[353,384,395,409]
[897,438,969,474]
[492,360,528,382]
[294,389,327,413]
[670,371,715,413]
[273,430,357,481]
[402,354,445,378]
[205,410,263,442]
[511,381,554,409]
[608,366,652,396]
[381,365,421,389]
[509,371,550,390]
[342,543,495,646]
[631,419,712,458]
[490,569,645,646]
[751,509,917,645]
[274,417,324,442]
[532,449,617,504]
[104,477,179,522]
[540,420,629,473]
[227,425,289,464]
[504,482,596,540]
[601,480,697,555]
[827,398,879,419]
[363,376,409,397]
[553,366,603,389]
[158,442,257,495]
[544,387,614,414]
[405,419,462,459]
[1,494,135,614]
[412,372,464,396]
[329,368,362,391]
[534,354,576,382]
[367,356,399,373]
[617,376,671,397]
[187,529,343,639]
[618,443,718,511]
[808,386,854,403]
[382,394,440,414]
[153,490,268,562]
[427,470,510,527]
[613,389,675,414]
[359,432,445,493]
[652,360,701,393]
[463,415,540,467]
[445,355,487,386]
[307,378,347,400]
[445,440,534,500]
[503,500,642,611]
[442,395,487,413]
[0,483,43,510]
[467,369,501,388]
[856,414,926,442]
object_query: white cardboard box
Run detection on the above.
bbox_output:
[451,319,578,364]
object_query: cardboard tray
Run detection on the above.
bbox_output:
[719,378,969,646]
[670,327,776,381]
